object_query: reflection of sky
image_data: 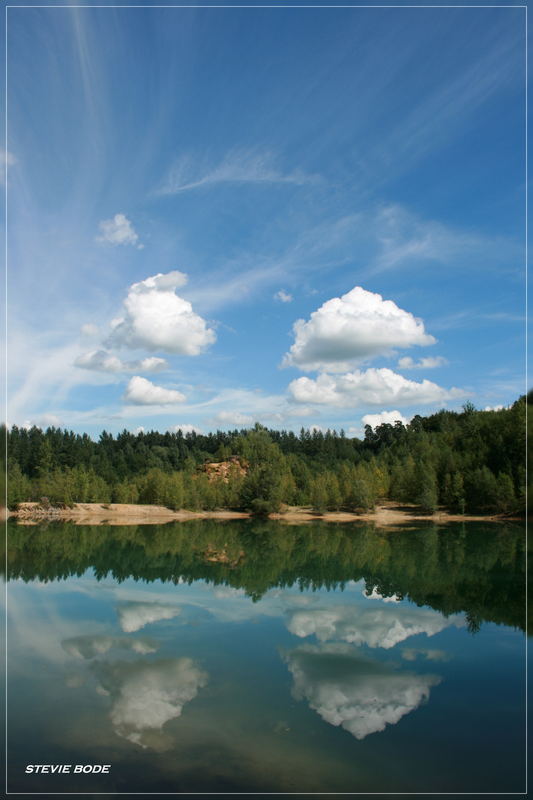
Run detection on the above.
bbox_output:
[284,643,440,740]
[286,604,464,649]
[117,602,182,632]
[93,656,208,749]
[6,571,457,745]
[62,634,157,658]
[5,569,526,793]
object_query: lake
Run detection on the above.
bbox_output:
[4,519,527,794]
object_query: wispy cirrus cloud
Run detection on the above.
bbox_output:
[367,204,520,277]
[156,149,320,195]
[184,204,518,318]
[357,23,524,191]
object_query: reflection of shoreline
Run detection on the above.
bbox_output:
[5,519,526,632]
[10,500,520,526]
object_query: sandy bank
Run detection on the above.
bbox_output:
[7,501,519,527]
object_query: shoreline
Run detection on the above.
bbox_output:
[6,501,521,527]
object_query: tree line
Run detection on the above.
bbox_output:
[3,393,528,515]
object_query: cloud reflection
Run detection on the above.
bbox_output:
[92,657,208,749]
[116,602,182,632]
[62,634,157,659]
[287,604,462,649]
[284,643,440,740]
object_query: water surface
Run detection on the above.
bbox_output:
[4,519,527,794]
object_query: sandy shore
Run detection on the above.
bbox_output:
[7,501,519,527]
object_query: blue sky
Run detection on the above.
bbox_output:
[4,1,527,437]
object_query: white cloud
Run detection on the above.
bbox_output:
[361,410,410,429]
[21,413,62,430]
[283,286,435,372]
[75,350,168,374]
[107,271,216,355]
[289,368,464,408]
[484,404,505,411]
[117,602,182,633]
[213,410,254,427]
[285,644,441,740]
[398,356,448,369]
[0,150,16,185]
[275,289,293,303]
[157,149,318,195]
[286,604,463,650]
[124,377,186,406]
[168,424,203,435]
[136,357,168,372]
[96,213,142,248]
[94,658,208,748]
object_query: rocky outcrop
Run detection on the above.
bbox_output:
[202,457,248,483]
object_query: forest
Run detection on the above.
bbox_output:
[3,394,528,515]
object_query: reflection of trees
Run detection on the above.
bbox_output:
[4,519,526,632]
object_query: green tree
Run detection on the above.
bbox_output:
[6,462,32,506]
[310,475,328,514]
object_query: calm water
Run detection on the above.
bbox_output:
[4,519,527,794]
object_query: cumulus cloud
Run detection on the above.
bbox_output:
[97,213,143,248]
[289,368,464,408]
[123,376,186,405]
[117,602,182,633]
[283,286,435,372]
[362,410,410,429]
[75,350,168,374]
[62,635,156,659]
[398,356,448,369]
[286,604,463,649]
[168,424,203,435]
[284,644,441,740]
[106,271,216,355]
[213,411,254,427]
[275,289,293,303]
[93,657,208,748]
